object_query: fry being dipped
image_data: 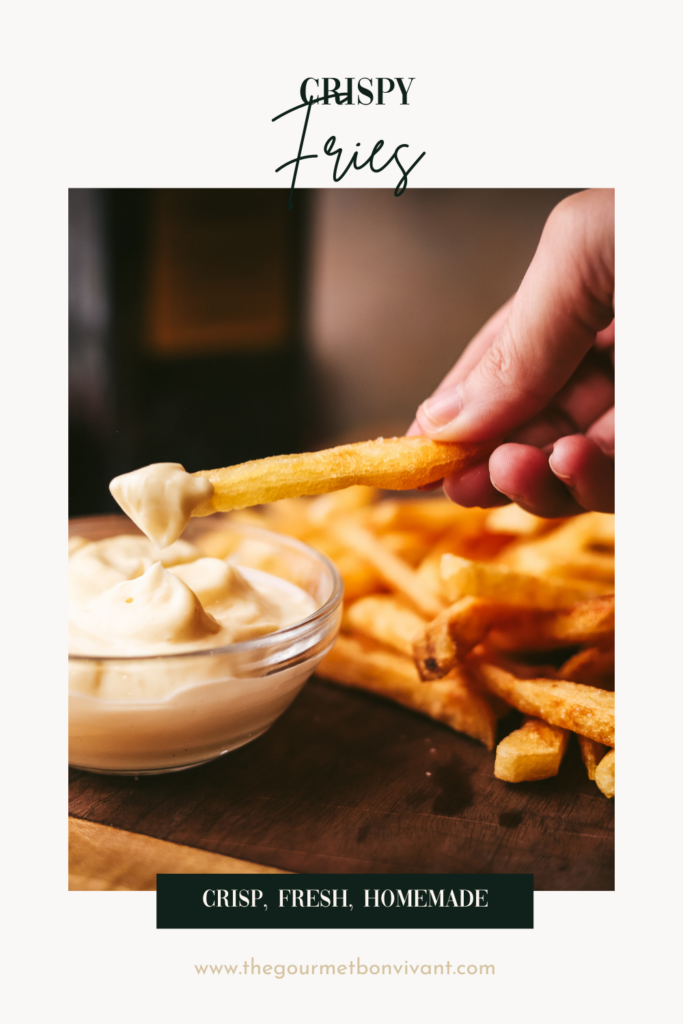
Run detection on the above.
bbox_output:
[110,438,491,548]
[193,437,491,514]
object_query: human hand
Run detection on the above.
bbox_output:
[410,188,615,517]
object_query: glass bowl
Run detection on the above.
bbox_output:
[68,514,343,775]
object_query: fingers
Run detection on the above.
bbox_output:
[550,348,614,432]
[548,435,615,512]
[442,461,511,508]
[586,406,615,458]
[416,189,615,443]
[484,437,615,516]
[508,347,614,448]
[595,318,615,350]
[441,430,615,516]
[489,444,584,517]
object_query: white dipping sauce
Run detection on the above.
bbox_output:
[109,462,214,549]
[69,461,327,772]
[69,535,315,664]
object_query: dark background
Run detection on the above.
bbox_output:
[69,188,580,516]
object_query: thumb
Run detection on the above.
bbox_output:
[416,189,615,442]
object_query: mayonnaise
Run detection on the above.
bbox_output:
[69,535,317,660]
[109,463,214,548]
[69,463,333,774]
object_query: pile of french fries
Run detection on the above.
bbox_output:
[201,488,615,799]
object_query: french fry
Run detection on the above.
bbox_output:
[415,553,448,605]
[414,597,503,680]
[305,485,378,525]
[220,498,316,541]
[470,660,615,746]
[368,498,488,536]
[494,716,569,782]
[578,735,608,780]
[594,749,615,798]
[440,553,609,608]
[502,546,615,583]
[411,517,503,606]
[333,551,386,602]
[413,535,467,606]
[488,594,615,652]
[485,504,561,537]
[381,529,435,566]
[332,519,445,618]
[414,594,614,680]
[560,647,615,690]
[316,634,500,749]
[343,595,427,657]
[498,512,615,582]
[198,506,313,552]
[192,437,492,514]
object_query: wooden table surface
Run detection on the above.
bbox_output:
[69,676,614,891]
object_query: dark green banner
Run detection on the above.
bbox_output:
[157,873,533,929]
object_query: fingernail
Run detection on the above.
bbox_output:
[491,481,524,502]
[548,455,573,486]
[420,387,462,427]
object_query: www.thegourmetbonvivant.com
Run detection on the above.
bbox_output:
[195,958,495,980]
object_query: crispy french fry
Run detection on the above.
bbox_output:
[578,735,608,780]
[343,595,427,657]
[414,594,613,681]
[498,512,615,582]
[316,634,499,749]
[440,553,609,608]
[305,485,378,525]
[488,594,615,651]
[411,517,502,605]
[413,597,503,680]
[192,437,491,514]
[332,519,445,618]
[333,551,386,601]
[485,504,561,537]
[594,749,615,798]
[470,660,615,746]
[456,532,514,561]
[436,521,511,562]
[264,506,319,540]
[381,529,435,566]
[560,647,615,690]
[415,554,447,604]
[414,538,463,606]
[494,716,569,782]
[368,498,488,535]
[502,546,614,583]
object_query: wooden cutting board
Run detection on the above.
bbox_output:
[69,677,614,890]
